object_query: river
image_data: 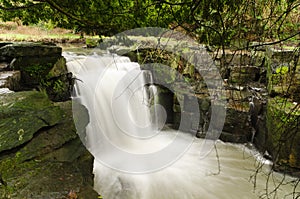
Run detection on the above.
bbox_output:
[64,52,300,199]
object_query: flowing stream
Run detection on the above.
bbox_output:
[65,52,299,199]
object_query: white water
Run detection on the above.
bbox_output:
[65,52,299,199]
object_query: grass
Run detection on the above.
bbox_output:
[0,21,98,43]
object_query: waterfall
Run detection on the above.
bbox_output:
[65,52,299,199]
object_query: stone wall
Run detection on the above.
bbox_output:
[258,46,300,175]
[124,43,300,175]
[138,48,267,143]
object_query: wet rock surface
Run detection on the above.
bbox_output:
[0,91,63,152]
[0,100,99,198]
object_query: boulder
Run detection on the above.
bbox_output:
[0,42,61,58]
[0,42,71,101]
[266,97,300,174]
[0,100,99,198]
[9,55,67,89]
[213,51,254,67]
[0,91,63,152]
[0,154,98,199]
[14,101,77,162]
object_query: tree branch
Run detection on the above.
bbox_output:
[41,0,88,24]
[40,0,115,34]
[245,31,300,50]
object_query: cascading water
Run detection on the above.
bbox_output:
[65,52,299,199]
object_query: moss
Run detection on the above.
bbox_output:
[47,57,67,78]
[266,97,300,170]
[0,156,39,179]
[9,91,52,109]
[270,97,300,115]
[275,65,289,74]
[23,63,52,79]
[85,38,99,48]
[0,153,43,198]
[0,91,63,152]
[240,68,246,73]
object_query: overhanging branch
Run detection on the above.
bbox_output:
[41,0,88,24]
[245,31,300,50]
[40,0,114,34]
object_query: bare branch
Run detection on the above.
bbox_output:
[244,31,300,50]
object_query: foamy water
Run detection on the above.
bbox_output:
[65,52,299,199]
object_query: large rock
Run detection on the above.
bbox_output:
[0,100,99,198]
[9,55,68,90]
[10,56,60,86]
[12,56,71,101]
[0,91,63,152]
[0,42,61,58]
[0,151,98,199]
[213,51,253,66]
[266,97,300,175]
[14,101,77,162]
[0,42,71,101]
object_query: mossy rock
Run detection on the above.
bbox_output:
[0,91,63,152]
[266,97,300,172]
[13,101,77,162]
[43,73,72,102]
[0,159,96,199]
[11,57,71,102]
[229,66,260,84]
[0,100,99,198]
[48,57,68,78]
[222,108,252,142]
[10,56,66,87]
[0,42,61,58]
[4,42,70,101]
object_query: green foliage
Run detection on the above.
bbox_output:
[85,38,99,48]
[269,65,288,85]
[276,65,289,74]
[52,79,64,93]
[37,19,57,30]
[23,64,54,90]
[0,0,299,48]
[24,64,47,78]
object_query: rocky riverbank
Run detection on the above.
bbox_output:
[0,42,99,198]
[0,40,299,198]
[110,36,300,176]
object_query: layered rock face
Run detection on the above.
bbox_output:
[0,42,98,198]
[0,42,71,101]
[126,43,299,175]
